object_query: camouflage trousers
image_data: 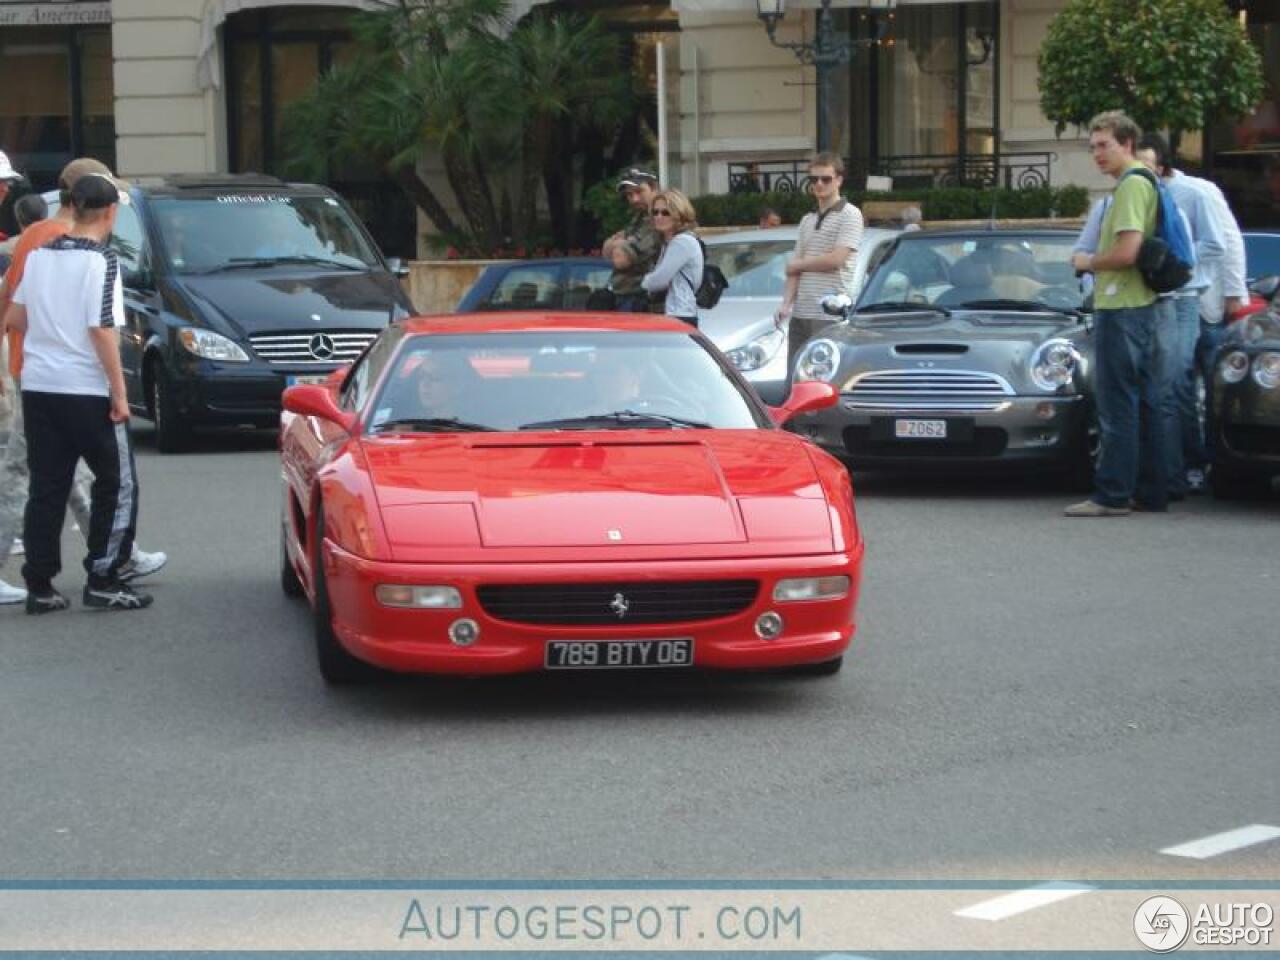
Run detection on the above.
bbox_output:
[0,394,95,569]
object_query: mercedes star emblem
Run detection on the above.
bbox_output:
[308,333,336,361]
[610,592,630,619]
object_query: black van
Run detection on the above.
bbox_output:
[72,174,415,451]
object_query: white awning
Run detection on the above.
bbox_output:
[197,0,379,90]
[197,0,557,90]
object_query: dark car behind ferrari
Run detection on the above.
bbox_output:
[92,174,414,451]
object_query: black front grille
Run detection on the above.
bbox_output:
[476,580,760,626]
[1224,424,1280,457]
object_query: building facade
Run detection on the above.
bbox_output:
[1,0,1276,251]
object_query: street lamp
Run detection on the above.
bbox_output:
[756,0,896,153]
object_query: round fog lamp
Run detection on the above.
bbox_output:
[1035,402,1056,420]
[1220,351,1249,384]
[448,618,480,647]
[755,611,784,640]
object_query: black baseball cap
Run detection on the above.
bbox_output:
[70,172,123,211]
[616,167,658,193]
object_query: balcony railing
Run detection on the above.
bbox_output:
[728,152,1055,193]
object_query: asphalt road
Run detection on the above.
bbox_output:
[1,423,1277,885]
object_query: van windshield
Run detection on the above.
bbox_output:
[151,194,380,274]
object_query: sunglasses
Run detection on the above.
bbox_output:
[651,208,672,217]
[810,174,837,184]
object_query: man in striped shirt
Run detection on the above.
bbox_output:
[776,152,865,376]
[4,172,152,612]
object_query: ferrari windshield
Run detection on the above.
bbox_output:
[151,195,380,274]
[368,331,767,433]
[859,234,1084,312]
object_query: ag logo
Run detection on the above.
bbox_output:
[1134,896,1190,952]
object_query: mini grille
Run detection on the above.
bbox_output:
[476,580,760,626]
[248,330,377,366]
[845,368,1014,412]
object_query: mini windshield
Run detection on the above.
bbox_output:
[151,195,380,274]
[703,240,794,298]
[859,234,1084,312]
[368,331,766,433]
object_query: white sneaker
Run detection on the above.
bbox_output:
[0,578,27,605]
[9,538,22,556]
[118,548,168,583]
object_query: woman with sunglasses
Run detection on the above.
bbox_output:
[640,188,704,327]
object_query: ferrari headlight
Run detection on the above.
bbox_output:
[773,576,851,602]
[179,327,250,363]
[1252,351,1280,390]
[726,328,786,372]
[1219,350,1249,384]
[795,338,840,383]
[375,585,463,609]
[1029,338,1080,391]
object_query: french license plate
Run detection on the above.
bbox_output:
[545,638,694,670]
[286,374,329,387]
[894,418,947,439]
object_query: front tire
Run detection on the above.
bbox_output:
[311,507,374,685]
[1211,463,1271,501]
[149,360,191,453]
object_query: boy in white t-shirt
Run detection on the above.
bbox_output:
[5,173,152,612]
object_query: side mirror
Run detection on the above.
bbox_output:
[820,291,853,319]
[123,266,154,290]
[768,380,839,426]
[386,257,411,280]
[1249,275,1279,301]
[282,383,356,432]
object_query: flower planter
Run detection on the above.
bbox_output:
[404,259,512,315]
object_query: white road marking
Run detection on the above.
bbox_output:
[1160,824,1280,860]
[954,882,1094,921]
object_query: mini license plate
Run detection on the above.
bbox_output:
[286,374,330,387]
[894,418,947,439]
[545,638,694,670]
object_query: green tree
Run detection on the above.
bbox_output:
[1037,0,1264,145]
[282,0,633,254]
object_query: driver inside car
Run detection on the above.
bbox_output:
[412,350,483,422]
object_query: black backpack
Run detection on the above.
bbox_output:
[691,237,729,309]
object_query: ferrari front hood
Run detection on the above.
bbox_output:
[361,431,833,560]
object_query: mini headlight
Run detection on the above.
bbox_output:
[773,576,851,602]
[375,585,463,609]
[726,328,786,372]
[1219,350,1249,384]
[1029,338,1079,391]
[179,327,250,363]
[1252,352,1280,390]
[795,338,840,383]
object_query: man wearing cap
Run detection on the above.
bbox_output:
[603,167,662,313]
[0,159,166,606]
[3,171,153,612]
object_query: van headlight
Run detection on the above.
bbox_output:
[795,338,840,383]
[1029,338,1079,391]
[179,328,250,363]
[1252,351,1280,390]
[1219,350,1249,384]
[726,328,786,372]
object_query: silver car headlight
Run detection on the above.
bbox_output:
[726,327,786,372]
[179,327,250,363]
[1252,351,1280,390]
[1219,350,1249,384]
[1029,338,1080,391]
[795,338,840,383]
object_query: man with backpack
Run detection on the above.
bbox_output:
[1066,111,1177,517]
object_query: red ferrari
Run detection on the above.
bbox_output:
[279,313,864,684]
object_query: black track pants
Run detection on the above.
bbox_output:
[21,391,139,592]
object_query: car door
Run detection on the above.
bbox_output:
[109,198,159,408]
